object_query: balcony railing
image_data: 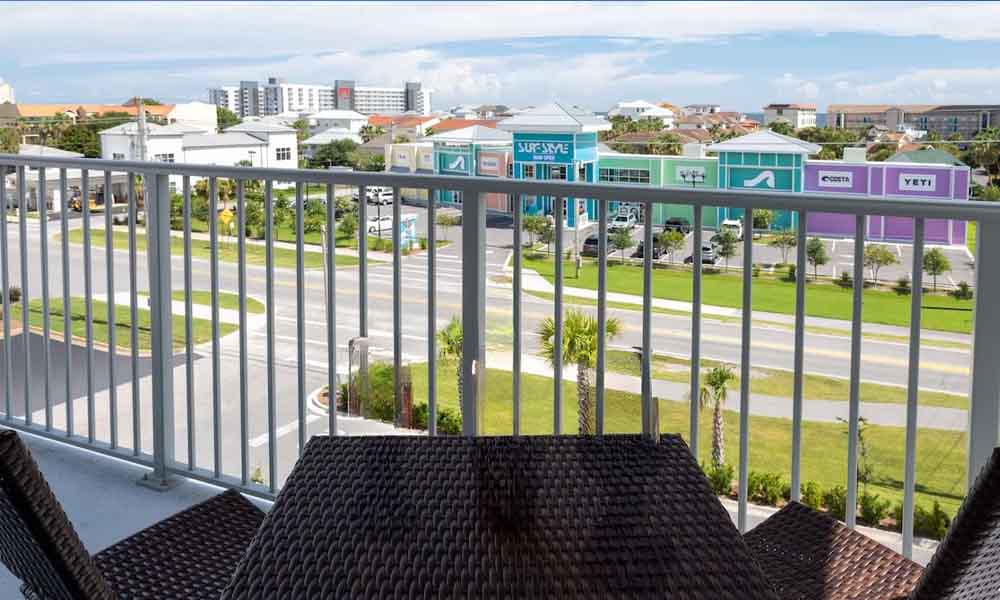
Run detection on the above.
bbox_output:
[1,153,999,561]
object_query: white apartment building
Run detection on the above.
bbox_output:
[262,79,336,114]
[352,86,432,115]
[210,77,432,117]
[0,78,14,104]
[208,86,239,114]
[763,103,817,129]
[607,100,675,126]
[683,104,721,116]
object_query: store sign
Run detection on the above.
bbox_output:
[440,152,470,174]
[514,140,573,163]
[338,87,352,99]
[817,170,854,188]
[676,166,706,184]
[899,173,936,192]
[728,167,793,192]
[480,157,498,170]
[417,150,434,170]
[394,151,410,162]
[477,152,503,176]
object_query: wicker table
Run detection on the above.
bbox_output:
[222,434,777,599]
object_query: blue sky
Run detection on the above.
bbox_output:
[3,1,1000,112]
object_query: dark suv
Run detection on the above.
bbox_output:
[663,217,691,234]
[582,233,613,256]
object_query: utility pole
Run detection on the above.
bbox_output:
[137,98,148,162]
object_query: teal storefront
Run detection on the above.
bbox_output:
[428,125,512,206]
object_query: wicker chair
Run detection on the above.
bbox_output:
[744,447,1000,600]
[0,430,266,599]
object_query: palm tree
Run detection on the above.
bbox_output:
[537,309,621,434]
[699,366,736,468]
[436,316,464,409]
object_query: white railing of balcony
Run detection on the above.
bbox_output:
[1,153,999,560]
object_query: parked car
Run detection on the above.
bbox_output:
[611,212,637,230]
[719,218,744,241]
[581,233,614,256]
[663,217,691,234]
[684,243,718,265]
[367,215,394,234]
[634,236,663,259]
[367,187,394,205]
[112,209,144,225]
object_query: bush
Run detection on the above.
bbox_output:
[894,275,911,295]
[894,501,952,539]
[6,286,20,303]
[858,491,891,526]
[751,264,761,278]
[951,280,974,300]
[838,271,852,289]
[339,362,396,422]
[411,404,462,434]
[703,462,735,496]
[823,485,848,521]
[784,264,796,282]
[800,481,823,509]
[747,471,785,505]
[419,237,428,250]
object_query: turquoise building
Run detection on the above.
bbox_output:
[426,125,513,207]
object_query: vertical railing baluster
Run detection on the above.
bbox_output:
[59,169,70,435]
[17,166,31,427]
[427,188,437,436]
[596,197,608,436]
[0,166,10,422]
[460,187,486,436]
[182,176,194,468]
[357,185,368,413]
[968,217,1000,487]
[82,170,95,442]
[295,182,306,455]
[325,183,337,437]
[209,176,221,477]
[846,214,866,528]
[902,218,925,559]
[553,196,564,435]
[39,168,52,430]
[128,174,140,455]
[737,206,754,533]
[512,193,521,436]
[689,206,703,456]
[237,180,249,485]
[104,170,116,448]
[265,181,277,492]
[392,187,402,426]
[790,210,808,501]
[642,201,654,438]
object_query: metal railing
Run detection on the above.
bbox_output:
[1,153,1000,559]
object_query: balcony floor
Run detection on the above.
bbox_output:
[0,431,937,597]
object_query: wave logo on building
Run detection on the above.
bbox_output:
[448,155,466,171]
[744,170,776,188]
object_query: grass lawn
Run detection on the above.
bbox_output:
[604,349,968,410]
[967,221,977,257]
[65,229,359,270]
[408,362,968,517]
[169,290,265,314]
[524,255,974,334]
[9,298,233,351]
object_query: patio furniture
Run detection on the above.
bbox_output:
[0,430,266,600]
[744,447,1000,600]
[221,434,778,599]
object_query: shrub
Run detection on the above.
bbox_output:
[419,237,428,250]
[411,404,462,434]
[838,271,852,289]
[751,264,761,278]
[894,275,911,295]
[703,462,735,496]
[340,361,396,422]
[823,485,848,521]
[747,471,785,505]
[894,501,952,540]
[784,264,796,282]
[6,286,20,303]
[951,280,974,300]
[858,491,891,526]
[800,481,823,509]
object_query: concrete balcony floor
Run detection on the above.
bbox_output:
[0,431,937,597]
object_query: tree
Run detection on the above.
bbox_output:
[863,244,897,284]
[0,127,18,154]
[922,247,951,292]
[216,106,241,130]
[978,185,1000,201]
[124,97,162,106]
[522,215,548,248]
[243,195,264,239]
[310,139,359,168]
[272,194,293,231]
[805,237,829,280]
[649,132,682,156]
[358,124,384,143]
[424,126,436,137]
[538,220,556,254]
[795,127,860,160]
[611,227,633,264]
[658,229,685,264]
[392,134,411,144]
[292,119,311,144]
[715,229,738,271]
[303,199,326,236]
[752,208,773,231]
[699,366,736,468]
[971,128,1000,185]
[768,230,796,265]
[436,316,464,413]
[54,125,100,157]
[537,309,621,435]
[435,212,460,242]
[768,120,795,136]
[338,211,357,240]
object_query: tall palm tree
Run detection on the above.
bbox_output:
[699,365,736,468]
[537,309,621,434]
[436,316,464,409]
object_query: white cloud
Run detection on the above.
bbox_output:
[772,73,820,101]
[852,67,1000,102]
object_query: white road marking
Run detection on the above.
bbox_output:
[249,414,323,447]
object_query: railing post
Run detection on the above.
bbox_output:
[968,218,1000,483]
[141,172,176,489]
[461,187,486,436]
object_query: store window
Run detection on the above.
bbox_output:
[522,164,535,179]
[599,168,650,184]
[549,165,567,180]
[112,153,125,160]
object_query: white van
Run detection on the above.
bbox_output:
[367,187,394,205]
[720,219,744,241]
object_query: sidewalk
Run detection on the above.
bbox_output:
[486,351,967,431]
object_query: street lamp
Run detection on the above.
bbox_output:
[247,150,256,167]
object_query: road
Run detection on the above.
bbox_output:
[0,206,974,486]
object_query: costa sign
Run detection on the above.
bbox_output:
[817,170,853,188]
[899,173,937,192]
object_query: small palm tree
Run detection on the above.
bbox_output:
[700,366,736,469]
[537,309,621,434]
[436,316,464,408]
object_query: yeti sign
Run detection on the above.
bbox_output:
[899,173,937,192]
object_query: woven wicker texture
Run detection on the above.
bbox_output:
[910,447,1000,600]
[0,430,114,600]
[222,434,777,599]
[94,489,265,599]
[744,501,923,600]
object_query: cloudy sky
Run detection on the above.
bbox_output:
[3,1,1000,112]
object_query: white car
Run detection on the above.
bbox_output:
[367,188,394,205]
[720,218,744,241]
[367,215,394,234]
[611,213,637,230]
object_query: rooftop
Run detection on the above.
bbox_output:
[182,132,266,148]
[497,102,611,134]
[426,124,511,145]
[705,129,821,154]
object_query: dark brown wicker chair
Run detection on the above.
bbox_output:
[744,446,1000,600]
[0,429,265,599]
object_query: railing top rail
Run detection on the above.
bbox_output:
[2,153,997,222]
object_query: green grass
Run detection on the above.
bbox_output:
[65,229,359,269]
[408,362,968,517]
[967,221,977,257]
[10,298,233,351]
[604,349,968,410]
[169,290,265,314]
[524,255,974,334]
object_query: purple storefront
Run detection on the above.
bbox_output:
[804,161,970,245]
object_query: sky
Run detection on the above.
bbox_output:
[3,1,1000,112]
